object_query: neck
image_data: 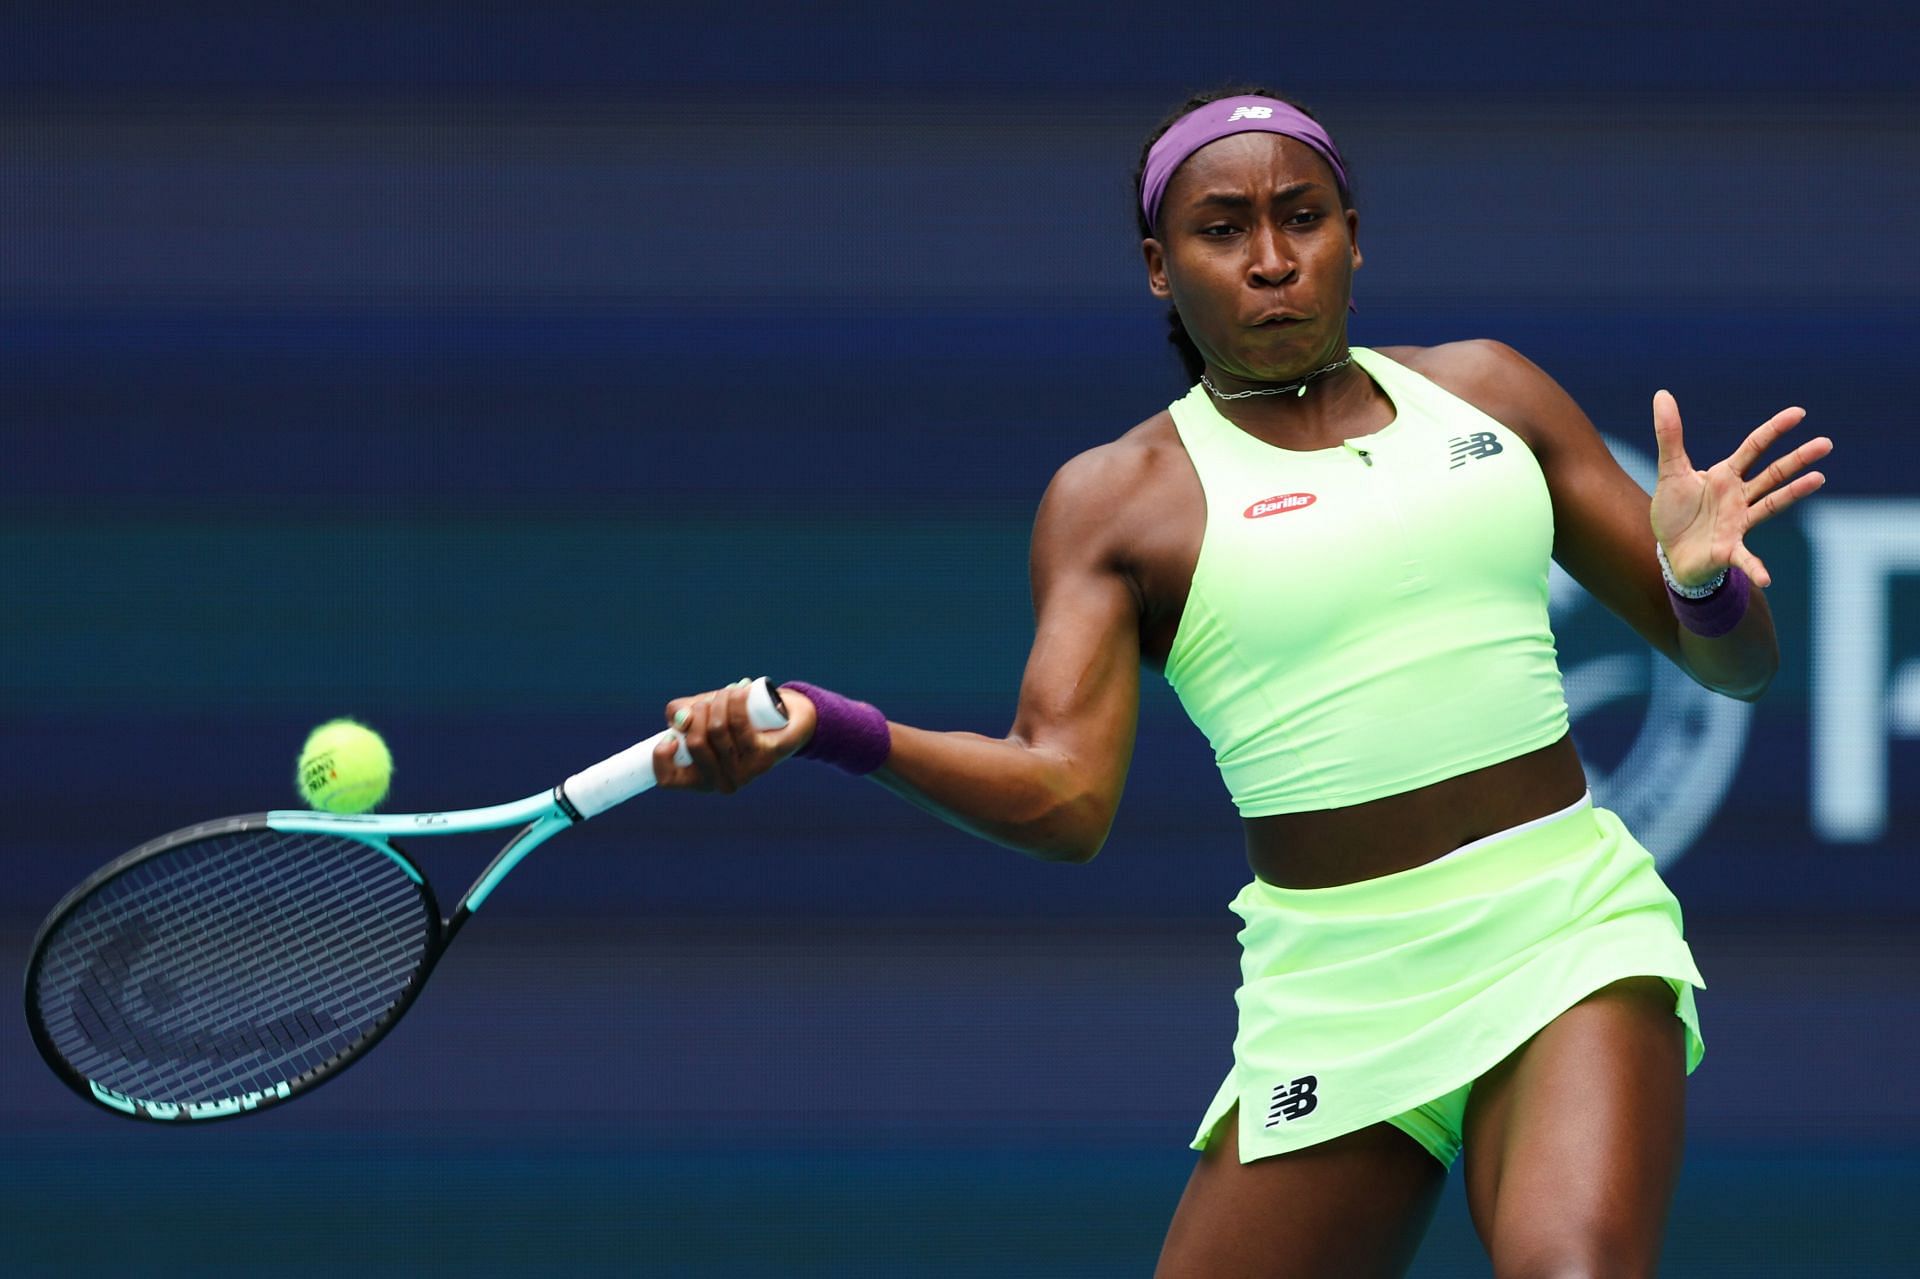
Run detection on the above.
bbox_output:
[1201,355,1378,445]
[1201,337,1353,400]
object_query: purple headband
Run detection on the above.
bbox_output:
[1140,95,1350,233]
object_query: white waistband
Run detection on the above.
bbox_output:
[1422,788,1594,868]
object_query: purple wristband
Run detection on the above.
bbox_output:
[781,681,892,776]
[1667,565,1752,639]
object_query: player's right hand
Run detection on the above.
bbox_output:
[653,680,816,794]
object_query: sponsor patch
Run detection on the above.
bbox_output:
[1243,493,1318,519]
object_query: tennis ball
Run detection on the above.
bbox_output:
[296,719,393,814]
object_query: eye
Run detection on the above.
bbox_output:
[1286,210,1323,226]
[1200,224,1239,237]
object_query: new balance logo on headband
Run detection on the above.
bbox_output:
[1227,106,1276,122]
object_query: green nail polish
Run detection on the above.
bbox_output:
[672,707,690,728]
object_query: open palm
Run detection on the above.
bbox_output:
[1649,390,1832,590]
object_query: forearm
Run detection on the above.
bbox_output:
[867,723,1116,863]
[1675,584,1778,701]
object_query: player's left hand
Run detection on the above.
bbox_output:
[1649,389,1832,590]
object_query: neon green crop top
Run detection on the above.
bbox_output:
[1163,346,1570,816]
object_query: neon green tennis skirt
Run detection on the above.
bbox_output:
[1193,790,1705,1166]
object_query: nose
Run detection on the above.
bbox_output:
[1246,221,1296,287]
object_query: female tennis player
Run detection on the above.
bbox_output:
[653,87,1833,1277]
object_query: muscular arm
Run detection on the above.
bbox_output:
[1409,340,1779,702]
[863,448,1145,862]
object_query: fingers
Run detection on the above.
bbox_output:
[651,728,695,790]
[1681,403,1831,535]
[1726,405,1809,477]
[1744,467,1828,531]
[1651,389,1691,479]
[1732,406,1830,528]
[677,681,743,793]
[1730,540,1772,590]
[654,679,781,793]
[700,683,744,788]
[1662,401,1829,595]
[1742,432,1832,513]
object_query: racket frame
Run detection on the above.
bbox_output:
[24,678,787,1122]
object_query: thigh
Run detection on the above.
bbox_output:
[1462,976,1687,1278]
[1156,1104,1447,1279]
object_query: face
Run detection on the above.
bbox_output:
[1142,132,1361,384]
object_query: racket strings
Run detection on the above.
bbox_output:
[31,828,433,1106]
[102,840,409,1091]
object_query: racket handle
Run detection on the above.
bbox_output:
[562,676,790,819]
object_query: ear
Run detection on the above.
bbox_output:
[1346,208,1363,273]
[1143,238,1171,299]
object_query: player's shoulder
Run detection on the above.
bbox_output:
[1035,411,1188,546]
[1371,338,1551,407]
[1045,410,1183,499]
[1371,339,1571,453]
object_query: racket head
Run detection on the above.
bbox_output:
[24,815,444,1122]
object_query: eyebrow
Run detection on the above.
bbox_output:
[1189,182,1326,211]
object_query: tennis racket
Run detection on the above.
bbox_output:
[24,677,788,1123]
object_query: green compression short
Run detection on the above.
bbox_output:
[1191,790,1705,1169]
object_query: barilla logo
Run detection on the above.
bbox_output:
[1244,493,1317,519]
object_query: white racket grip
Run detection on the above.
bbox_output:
[562,677,789,819]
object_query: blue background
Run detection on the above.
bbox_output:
[3,3,1916,1274]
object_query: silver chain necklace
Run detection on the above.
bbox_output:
[1201,353,1353,400]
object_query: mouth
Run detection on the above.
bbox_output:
[1250,313,1308,329]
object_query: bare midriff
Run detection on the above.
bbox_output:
[1240,733,1590,888]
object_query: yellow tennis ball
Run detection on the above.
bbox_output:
[296,719,393,814]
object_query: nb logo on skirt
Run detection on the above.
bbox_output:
[1265,1075,1319,1126]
